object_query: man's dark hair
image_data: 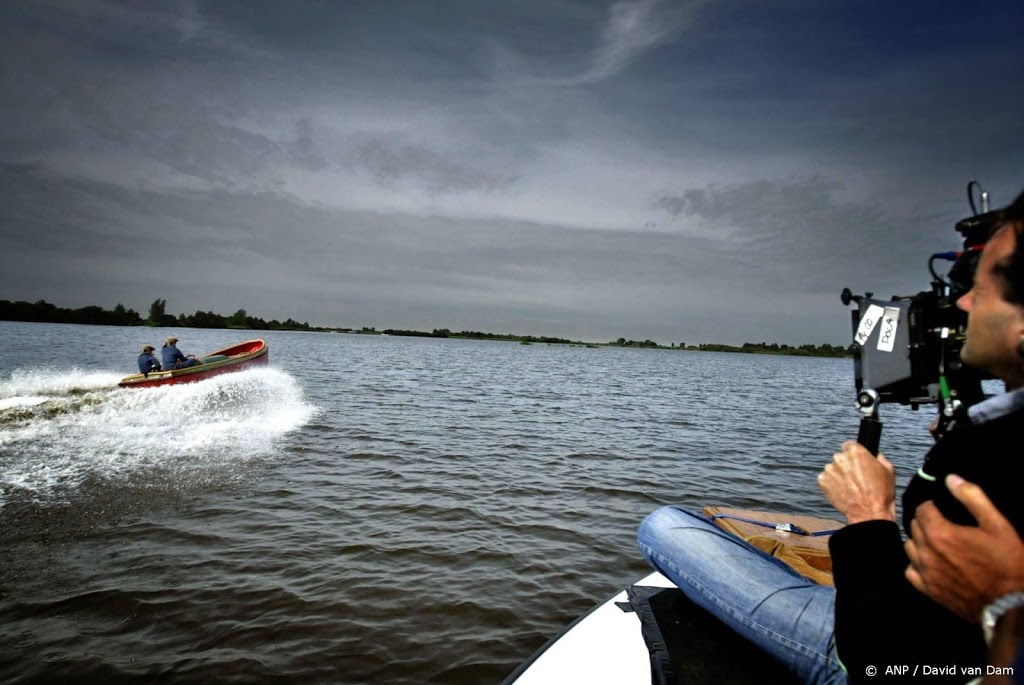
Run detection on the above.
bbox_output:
[993,187,1024,306]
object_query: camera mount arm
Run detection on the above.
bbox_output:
[856,389,882,455]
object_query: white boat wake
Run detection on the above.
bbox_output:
[0,367,318,508]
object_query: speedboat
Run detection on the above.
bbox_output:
[118,339,268,389]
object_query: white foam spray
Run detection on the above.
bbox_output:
[0,367,318,508]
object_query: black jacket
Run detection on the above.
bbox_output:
[829,403,1024,683]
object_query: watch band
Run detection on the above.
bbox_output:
[982,591,1024,644]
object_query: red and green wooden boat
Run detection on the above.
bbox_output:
[118,339,269,389]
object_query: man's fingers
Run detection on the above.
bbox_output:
[844,440,874,459]
[877,453,895,475]
[912,500,941,528]
[945,474,1013,533]
[909,515,924,543]
[905,533,940,600]
[905,537,921,568]
[905,564,925,594]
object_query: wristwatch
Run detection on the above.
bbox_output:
[982,591,1024,644]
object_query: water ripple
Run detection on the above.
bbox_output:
[0,325,943,684]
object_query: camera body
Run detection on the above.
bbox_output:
[842,184,1006,431]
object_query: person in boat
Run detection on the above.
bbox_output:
[904,475,1024,685]
[161,336,201,370]
[638,187,1024,684]
[137,344,161,374]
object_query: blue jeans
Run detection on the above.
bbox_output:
[637,506,846,685]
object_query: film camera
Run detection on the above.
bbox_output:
[841,181,1008,453]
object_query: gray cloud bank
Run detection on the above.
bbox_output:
[1,1,1022,344]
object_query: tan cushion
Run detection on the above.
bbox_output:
[703,506,843,587]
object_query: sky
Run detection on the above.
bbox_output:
[1,1,1022,345]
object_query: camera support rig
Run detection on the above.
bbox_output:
[840,181,1005,455]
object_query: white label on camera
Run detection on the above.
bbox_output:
[854,304,885,346]
[876,306,901,352]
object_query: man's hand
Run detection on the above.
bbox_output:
[905,475,1024,624]
[818,440,897,524]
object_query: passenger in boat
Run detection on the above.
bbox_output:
[904,476,1024,685]
[638,187,1024,685]
[161,336,201,370]
[137,345,161,374]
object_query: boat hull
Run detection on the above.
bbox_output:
[118,339,268,388]
[504,508,840,684]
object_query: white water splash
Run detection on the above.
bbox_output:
[0,367,319,507]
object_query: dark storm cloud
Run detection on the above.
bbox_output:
[655,175,885,264]
[2,162,43,175]
[1,0,1022,344]
[653,175,982,306]
[0,168,796,341]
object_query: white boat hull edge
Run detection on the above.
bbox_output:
[508,571,675,684]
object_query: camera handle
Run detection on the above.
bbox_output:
[856,389,882,455]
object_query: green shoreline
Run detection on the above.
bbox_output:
[0,298,850,358]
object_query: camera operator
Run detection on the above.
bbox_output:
[819,189,1024,682]
[638,187,1023,685]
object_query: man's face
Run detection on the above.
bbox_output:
[956,225,1024,389]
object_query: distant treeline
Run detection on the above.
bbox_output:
[381,330,848,357]
[681,342,849,357]
[607,338,847,357]
[382,328,584,345]
[1,299,145,326]
[0,299,316,331]
[1,299,850,357]
[610,338,660,348]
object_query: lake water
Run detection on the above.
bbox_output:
[0,321,938,683]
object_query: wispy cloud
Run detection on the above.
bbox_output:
[583,0,704,84]
[498,0,707,87]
